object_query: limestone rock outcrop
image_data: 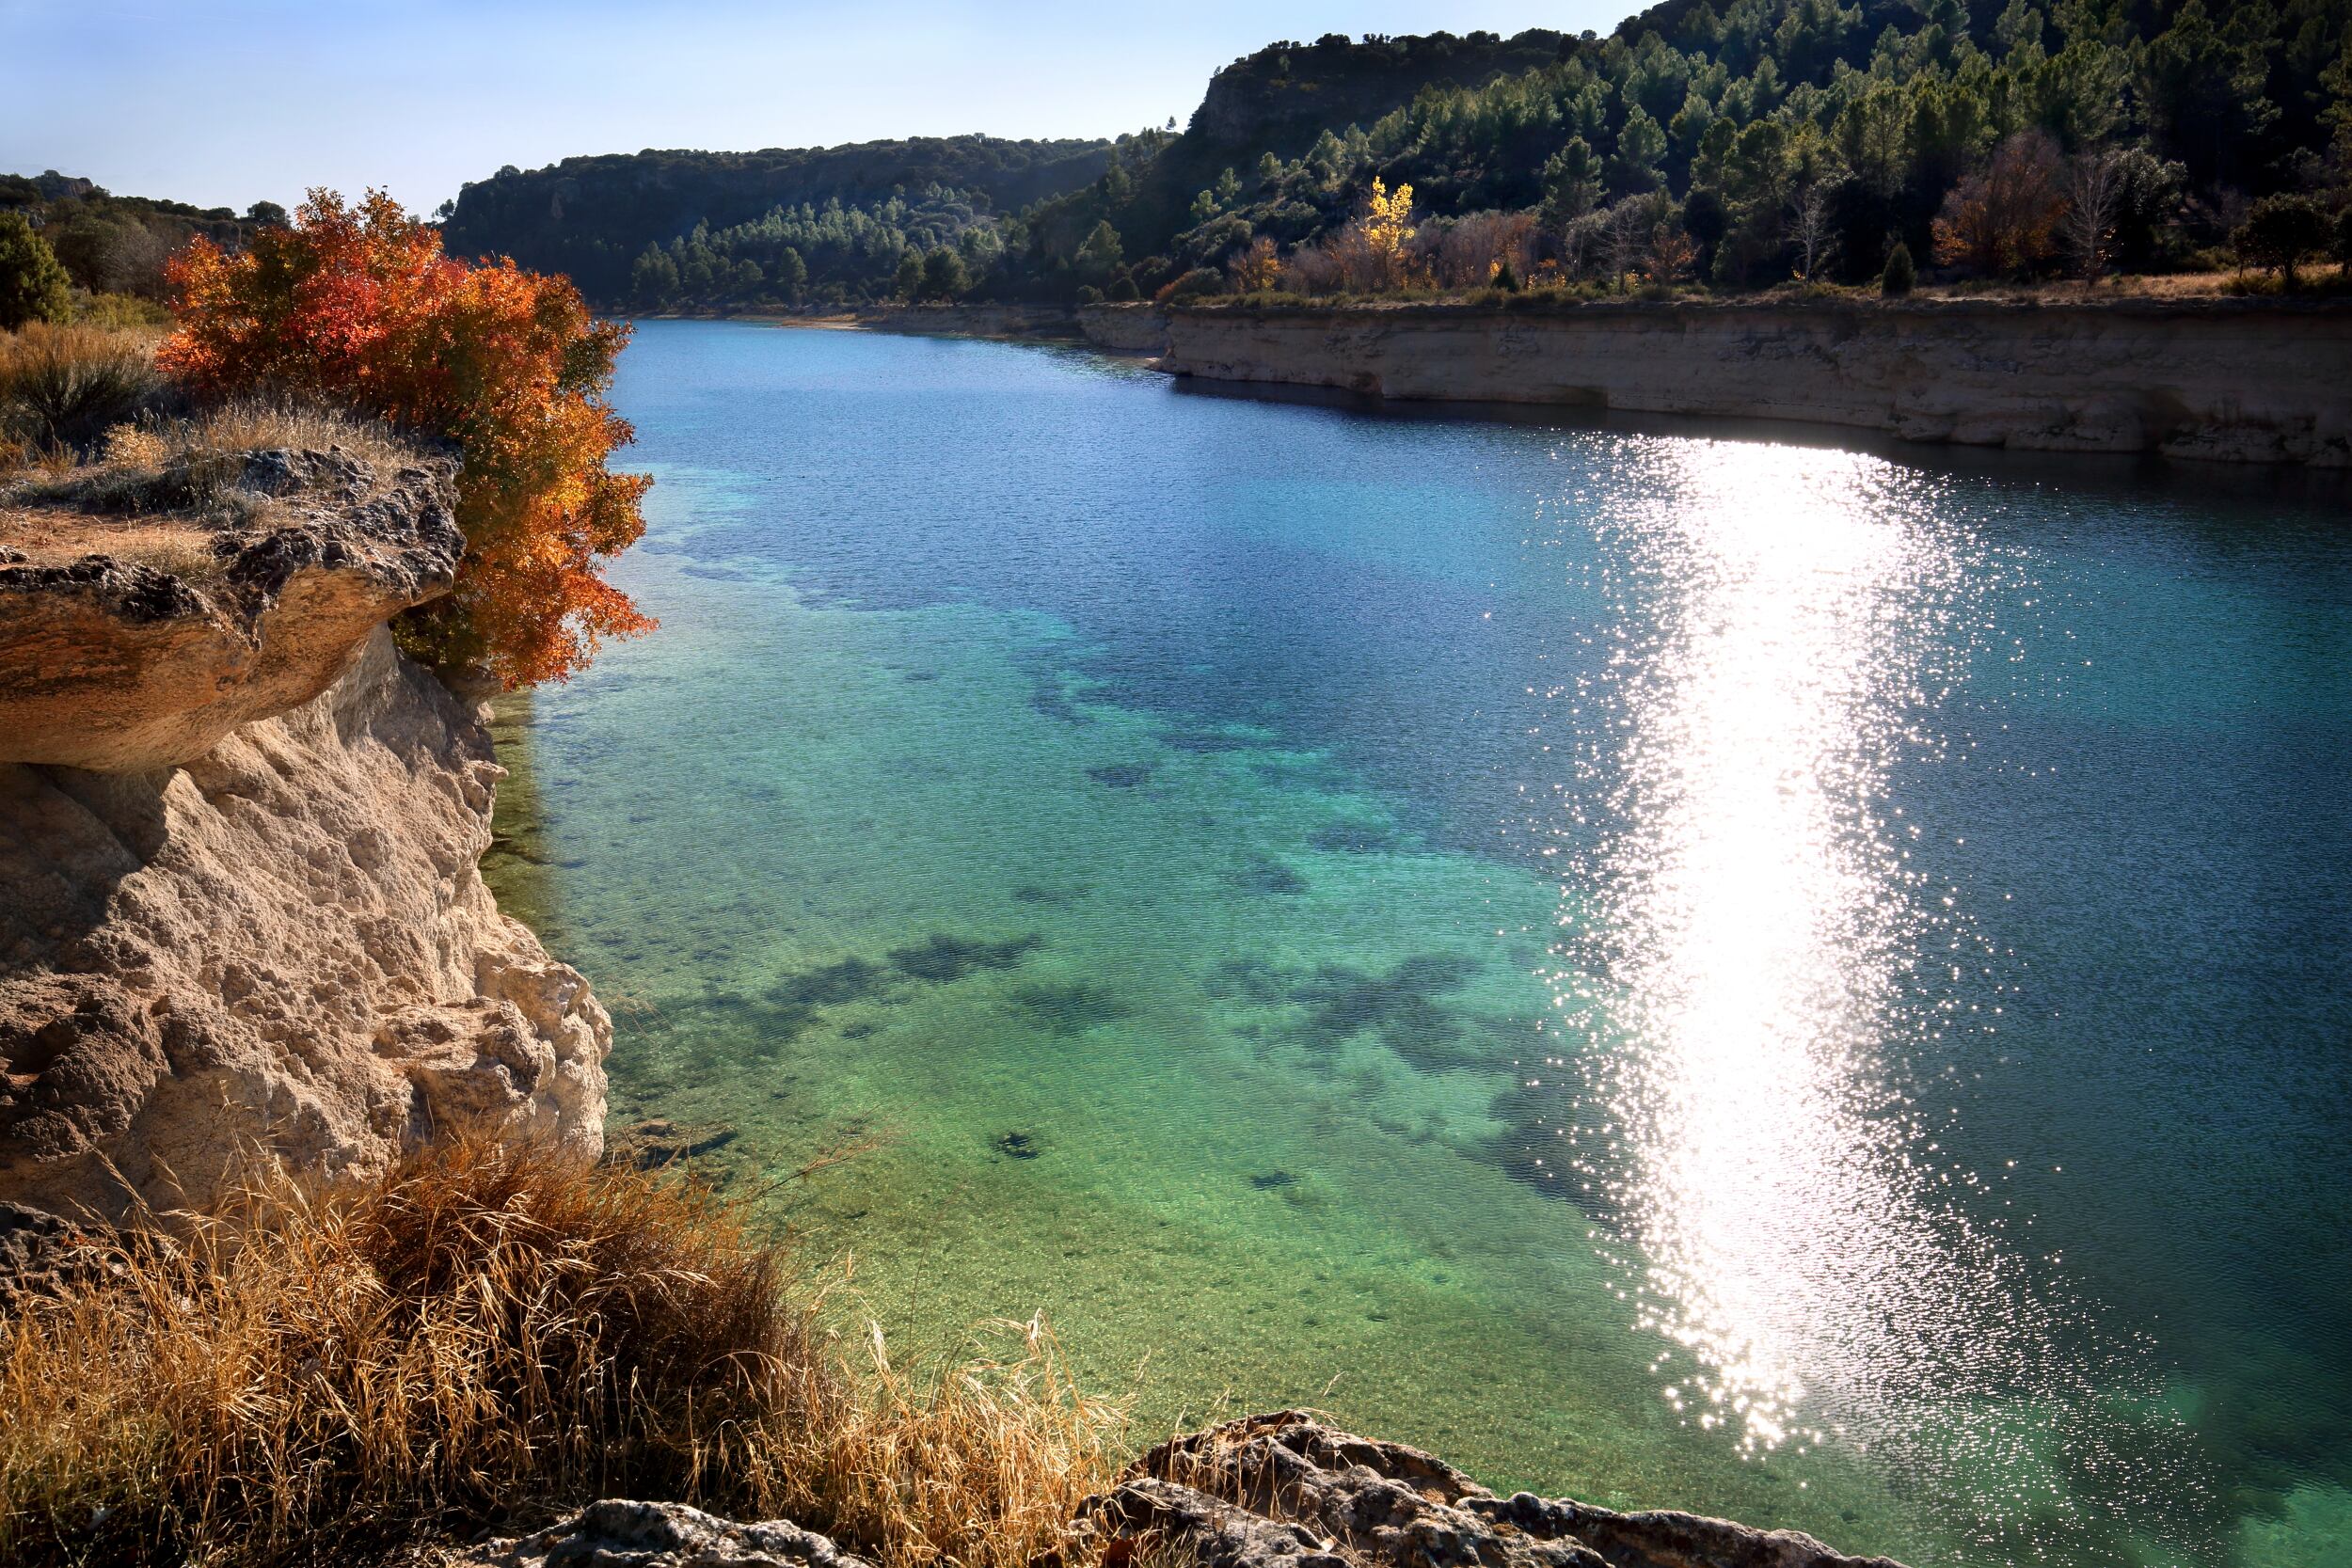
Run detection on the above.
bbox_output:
[0,446,464,772]
[460,1500,873,1568]
[0,449,608,1221]
[1155,300,2352,466]
[1083,1413,1907,1568]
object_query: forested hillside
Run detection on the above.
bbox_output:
[437,137,1115,303]
[0,171,279,314]
[446,0,2352,311]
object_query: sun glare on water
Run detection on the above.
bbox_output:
[1547,438,2203,1559]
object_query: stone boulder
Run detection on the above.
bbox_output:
[461,1500,872,1568]
[1082,1414,1908,1568]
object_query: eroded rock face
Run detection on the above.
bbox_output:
[1083,1414,1907,1568]
[1156,301,2352,466]
[0,626,608,1220]
[462,1499,873,1568]
[0,446,463,773]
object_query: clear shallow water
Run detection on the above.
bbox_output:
[485,321,2352,1568]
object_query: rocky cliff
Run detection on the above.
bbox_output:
[0,447,609,1221]
[1153,298,2352,466]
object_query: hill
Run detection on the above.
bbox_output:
[437,136,1117,302]
[442,1,2352,311]
[0,170,277,302]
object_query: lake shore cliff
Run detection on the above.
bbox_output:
[1127,297,2352,467]
[0,445,610,1222]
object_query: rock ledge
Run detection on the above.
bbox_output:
[1085,1414,1905,1568]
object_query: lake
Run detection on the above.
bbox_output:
[485,319,2351,1568]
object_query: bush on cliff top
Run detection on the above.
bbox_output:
[0,1137,1120,1567]
[160,191,653,687]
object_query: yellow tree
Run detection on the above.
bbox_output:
[1229,236,1281,292]
[1361,178,1419,290]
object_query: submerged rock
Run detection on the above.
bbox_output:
[465,1499,871,1568]
[1083,1413,1907,1568]
[614,1117,739,1170]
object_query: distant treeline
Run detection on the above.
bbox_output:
[436,138,1115,306]
[0,171,281,304]
[399,2,2352,308]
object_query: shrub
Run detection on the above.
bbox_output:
[1154,267,1226,305]
[159,190,652,688]
[2338,205,2352,274]
[1074,284,1104,305]
[1882,241,1917,296]
[79,292,174,329]
[0,1136,1121,1568]
[2234,194,2334,286]
[1228,235,1281,293]
[0,324,164,453]
[0,214,73,331]
[1105,274,1140,303]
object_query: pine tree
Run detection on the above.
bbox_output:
[0,213,74,329]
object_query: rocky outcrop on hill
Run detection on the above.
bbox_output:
[0,449,608,1222]
[1083,1414,1905,1568]
[1155,299,2352,467]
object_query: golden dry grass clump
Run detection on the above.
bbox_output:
[0,1138,1121,1568]
[0,322,164,467]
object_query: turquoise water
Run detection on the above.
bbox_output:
[485,320,2352,1568]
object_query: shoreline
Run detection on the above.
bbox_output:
[654,295,2352,467]
[1140,296,2352,466]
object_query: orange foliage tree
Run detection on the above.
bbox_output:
[161,190,652,687]
[1932,132,2070,277]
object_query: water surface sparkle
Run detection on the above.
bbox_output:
[1556,441,2201,1557]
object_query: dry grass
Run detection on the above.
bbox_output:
[0,323,166,464]
[0,1137,1123,1568]
[0,399,423,573]
[178,400,415,472]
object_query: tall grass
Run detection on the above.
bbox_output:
[0,323,165,461]
[0,1138,1121,1567]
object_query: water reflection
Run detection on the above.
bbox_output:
[1555,440,2201,1556]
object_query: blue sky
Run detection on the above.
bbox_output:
[5,2,1631,214]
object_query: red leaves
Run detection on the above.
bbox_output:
[163,190,652,687]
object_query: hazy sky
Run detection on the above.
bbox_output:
[7,2,1633,214]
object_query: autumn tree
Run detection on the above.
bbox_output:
[1229,235,1280,293]
[1933,132,2069,276]
[161,190,652,688]
[1788,180,1839,279]
[1329,178,1427,293]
